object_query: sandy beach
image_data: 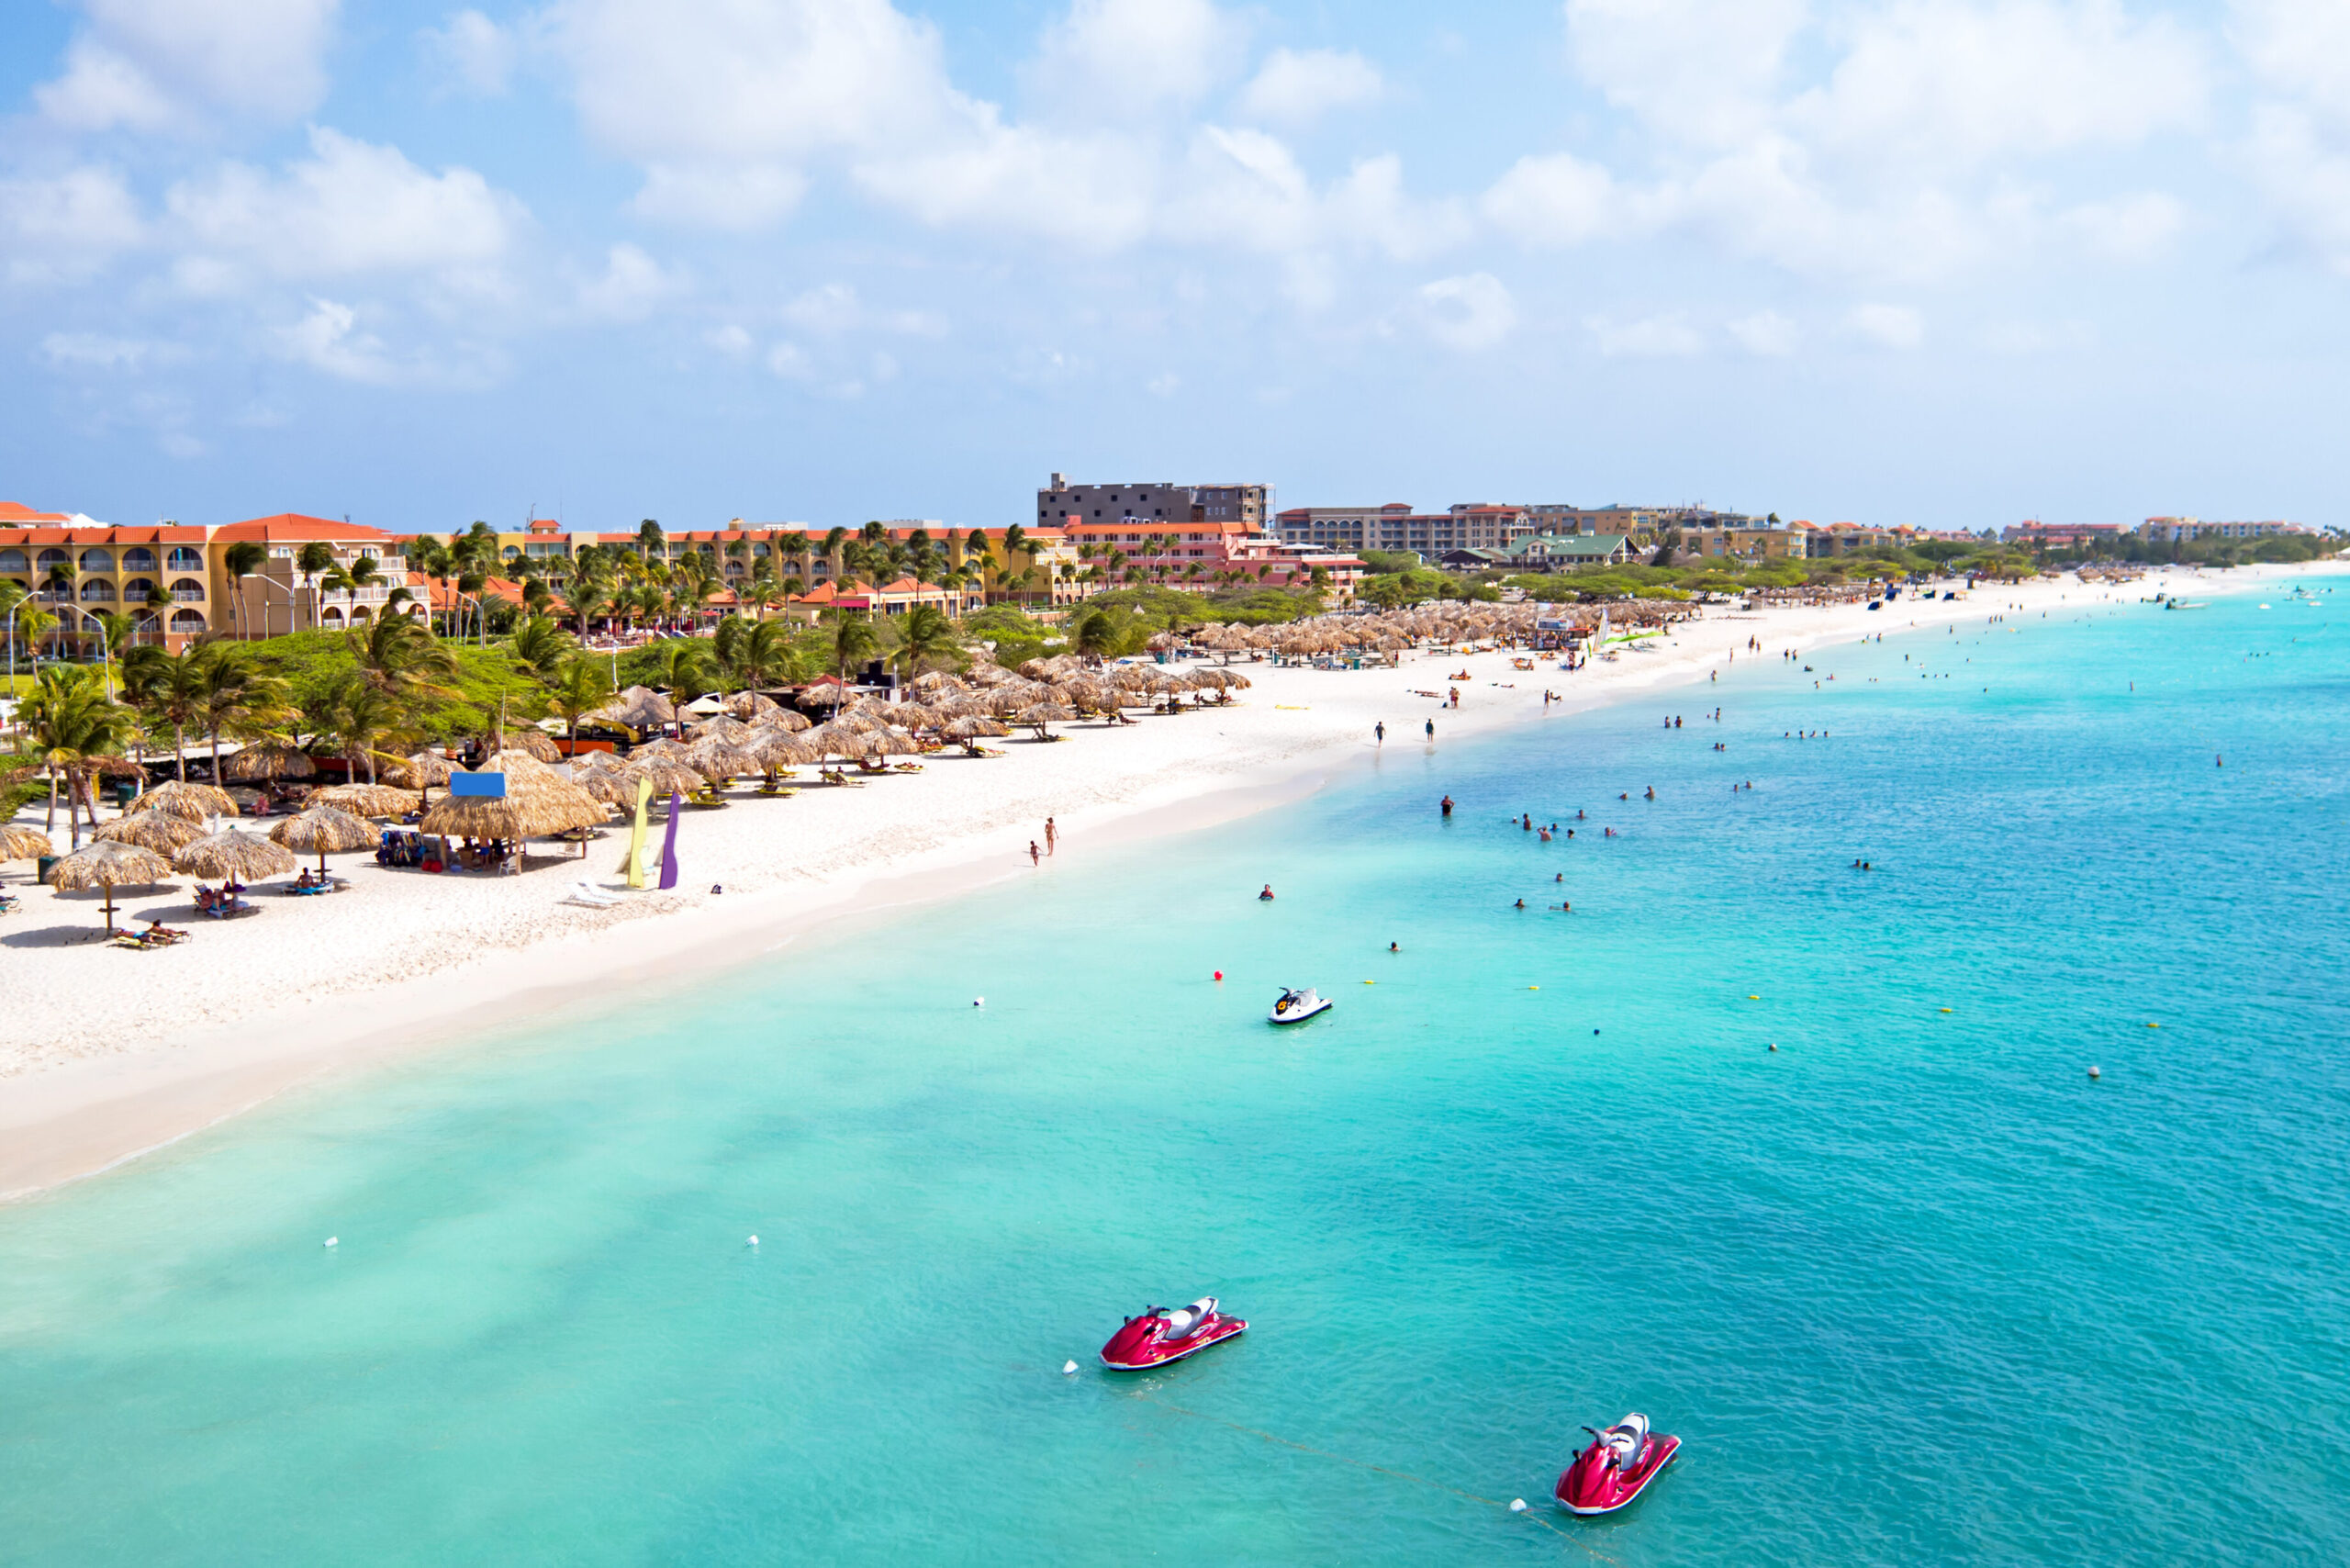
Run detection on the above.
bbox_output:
[0,564,2314,1197]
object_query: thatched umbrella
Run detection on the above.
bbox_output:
[312,783,424,818]
[591,685,677,731]
[224,743,318,782]
[860,731,923,759]
[941,716,1010,741]
[688,715,755,743]
[682,738,760,781]
[630,737,694,761]
[751,707,811,733]
[175,826,297,889]
[96,812,207,854]
[0,823,55,861]
[626,756,705,796]
[500,727,563,763]
[1013,700,1076,736]
[129,779,237,822]
[572,767,647,809]
[749,731,822,769]
[269,805,376,872]
[797,681,849,708]
[723,691,783,720]
[387,750,457,805]
[49,840,174,933]
[798,722,862,758]
[419,788,607,851]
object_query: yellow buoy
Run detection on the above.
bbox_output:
[1748,994,1762,1001]
[2145,1022,2160,1028]
[1362,980,1375,985]
[1938,1007,1953,1014]
[1529,985,1539,991]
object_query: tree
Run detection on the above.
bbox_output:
[18,665,137,846]
[1072,608,1124,660]
[820,526,848,583]
[717,616,804,693]
[346,611,460,701]
[827,611,880,695]
[295,541,337,630]
[121,643,217,781]
[891,603,961,685]
[309,674,407,783]
[567,580,611,640]
[651,637,715,702]
[635,519,666,560]
[224,541,270,642]
[509,614,576,680]
[547,655,613,751]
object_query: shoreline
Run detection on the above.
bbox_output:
[1,562,2328,1199]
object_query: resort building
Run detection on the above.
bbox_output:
[2135,517,2309,543]
[1051,516,1364,597]
[1680,525,1806,563]
[1036,475,1270,531]
[1504,533,1639,570]
[0,510,219,650]
[211,514,403,638]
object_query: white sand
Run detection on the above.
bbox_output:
[0,564,2317,1195]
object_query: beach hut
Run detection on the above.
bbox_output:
[95,812,207,854]
[1012,700,1075,739]
[175,827,298,890]
[722,691,783,720]
[0,823,54,864]
[750,707,811,734]
[269,805,376,873]
[591,686,678,733]
[128,779,237,822]
[386,751,457,804]
[50,840,175,933]
[498,727,564,763]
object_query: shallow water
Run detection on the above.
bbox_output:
[4,585,2347,1565]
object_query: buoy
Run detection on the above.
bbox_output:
[1363,980,1375,985]
[1528,985,1539,991]
[1938,1007,1953,1014]
[1062,1360,1079,1375]
[1768,1043,1777,1052]
[2088,1065,2101,1079]
[2144,1021,2159,1028]
[747,1235,759,1246]
[323,1237,338,1249]
[1593,1028,1599,1036]
[1748,994,1761,1001]
[973,997,984,1007]
[1509,1498,1528,1513]
[1214,970,1223,981]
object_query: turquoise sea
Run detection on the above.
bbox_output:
[4,585,2346,1565]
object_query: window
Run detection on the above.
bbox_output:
[170,608,206,631]
[79,548,114,572]
[80,578,115,600]
[122,547,157,572]
[166,547,203,571]
[37,548,69,570]
[170,578,206,601]
[123,577,155,600]
[0,550,23,571]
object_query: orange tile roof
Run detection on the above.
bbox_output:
[3,525,211,545]
[0,502,73,524]
[217,512,397,543]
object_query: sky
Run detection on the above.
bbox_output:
[0,0,2345,535]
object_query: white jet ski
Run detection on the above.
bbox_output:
[1270,987,1332,1025]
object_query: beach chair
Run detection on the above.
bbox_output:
[564,880,621,909]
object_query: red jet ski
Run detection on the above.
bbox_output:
[1555,1412,1679,1515]
[1099,1297,1247,1370]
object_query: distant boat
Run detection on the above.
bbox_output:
[2165,599,2209,610]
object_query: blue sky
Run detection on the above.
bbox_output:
[1,0,2344,533]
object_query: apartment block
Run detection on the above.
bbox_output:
[1036,475,1268,530]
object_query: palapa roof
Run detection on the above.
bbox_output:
[0,823,56,861]
[941,716,1010,739]
[311,783,424,818]
[95,812,208,853]
[495,727,563,762]
[50,839,175,890]
[419,787,607,839]
[268,805,377,854]
[722,691,783,719]
[129,779,238,821]
[387,751,456,788]
[175,826,299,881]
[590,685,677,728]
[223,743,319,781]
[751,707,811,733]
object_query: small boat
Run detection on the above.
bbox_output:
[1555,1413,1680,1516]
[1270,987,1331,1025]
[1099,1297,1247,1370]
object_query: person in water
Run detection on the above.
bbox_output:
[1389,941,1399,952]
[1259,884,1276,901]
[1440,794,1453,816]
[1515,898,1526,909]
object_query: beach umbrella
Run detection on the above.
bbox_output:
[749,731,822,768]
[269,804,376,872]
[627,756,705,795]
[498,727,564,763]
[49,840,174,933]
[630,737,693,761]
[420,785,607,850]
[751,707,811,733]
[860,731,923,759]
[590,686,678,731]
[0,823,55,861]
[224,743,318,781]
[95,812,207,854]
[129,779,238,821]
[723,691,783,720]
[796,722,860,758]
[386,751,457,805]
[682,738,760,780]
[910,671,968,696]
[687,714,754,742]
[940,716,1010,739]
[797,681,848,708]
[311,783,424,818]
[571,767,645,808]
[175,826,298,887]
[1013,701,1075,737]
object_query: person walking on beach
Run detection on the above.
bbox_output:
[1426,719,1435,740]
[1044,817,1057,855]
[1375,722,1384,745]
[1028,841,1040,867]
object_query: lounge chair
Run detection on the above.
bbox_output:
[564,880,621,908]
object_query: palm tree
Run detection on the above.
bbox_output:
[346,611,460,700]
[567,580,611,641]
[1073,608,1123,661]
[509,614,576,680]
[819,526,848,584]
[295,541,336,631]
[198,652,287,783]
[310,674,407,784]
[222,540,268,639]
[891,604,961,686]
[635,519,666,563]
[18,665,137,846]
[121,643,218,780]
[718,616,803,694]
[827,610,880,697]
[547,655,612,752]
[652,638,714,704]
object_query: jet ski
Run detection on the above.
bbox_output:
[1270,987,1332,1025]
[1099,1297,1248,1370]
[1555,1412,1679,1516]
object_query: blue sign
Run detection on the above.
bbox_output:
[449,771,507,799]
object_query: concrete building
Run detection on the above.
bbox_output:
[1505,533,1637,570]
[1037,475,1269,531]
[1055,516,1362,597]
[2136,517,2308,543]
[1681,525,1805,563]
[213,513,402,638]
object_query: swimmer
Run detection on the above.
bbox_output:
[1389,941,1399,952]
[1440,794,1453,816]
[1259,884,1276,900]
[1644,786,1655,801]
[1515,898,1526,909]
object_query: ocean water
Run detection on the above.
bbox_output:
[3,584,2347,1566]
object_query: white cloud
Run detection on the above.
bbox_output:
[2242,105,2350,274]
[1416,273,1516,351]
[705,323,754,360]
[2228,0,2350,123]
[1567,0,1807,150]
[36,0,341,131]
[0,167,145,282]
[1483,151,1628,247]
[1590,312,1705,357]
[1843,302,1924,348]
[2058,192,2186,262]
[165,128,524,284]
[1238,48,1382,125]
[1728,310,1798,355]
[275,298,403,384]
[1032,0,1247,118]
[40,332,190,370]
[576,243,679,319]
[2231,2,2350,274]
[421,9,517,97]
